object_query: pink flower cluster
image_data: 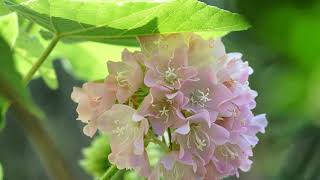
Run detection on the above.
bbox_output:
[71,33,267,179]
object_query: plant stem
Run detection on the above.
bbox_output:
[168,128,172,150]
[11,102,74,180]
[100,165,118,180]
[23,35,60,84]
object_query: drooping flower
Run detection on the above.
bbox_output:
[106,49,144,103]
[138,86,188,135]
[173,111,229,164]
[149,151,206,180]
[212,109,267,177]
[211,143,253,177]
[97,104,150,176]
[71,82,116,137]
[144,45,198,90]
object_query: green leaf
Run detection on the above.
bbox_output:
[0,13,58,89]
[0,162,3,180]
[0,13,18,46]
[0,0,10,15]
[5,0,250,45]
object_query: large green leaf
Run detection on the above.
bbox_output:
[5,0,250,45]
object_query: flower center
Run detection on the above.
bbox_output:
[218,144,238,160]
[156,104,171,123]
[190,88,212,107]
[187,125,209,151]
[112,120,128,136]
[164,67,178,84]
[115,71,130,87]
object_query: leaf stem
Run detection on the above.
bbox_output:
[23,35,60,84]
[99,165,118,180]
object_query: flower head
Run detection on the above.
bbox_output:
[71,33,268,180]
[71,82,116,137]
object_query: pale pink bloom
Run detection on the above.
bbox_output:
[138,86,188,135]
[213,53,253,85]
[212,143,253,177]
[148,151,206,180]
[71,82,116,137]
[144,46,198,90]
[188,34,226,69]
[97,104,150,176]
[138,34,189,58]
[106,49,144,103]
[139,33,226,70]
[173,111,229,164]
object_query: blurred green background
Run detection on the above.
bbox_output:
[1,0,320,179]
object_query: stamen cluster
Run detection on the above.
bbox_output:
[71,33,267,179]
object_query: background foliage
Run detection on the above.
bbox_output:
[0,0,319,180]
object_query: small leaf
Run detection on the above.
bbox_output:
[5,0,250,45]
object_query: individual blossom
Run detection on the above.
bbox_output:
[106,49,144,103]
[180,68,234,120]
[149,151,206,180]
[144,45,198,90]
[71,82,116,137]
[138,86,188,135]
[173,110,229,164]
[138,34,190,58]
[211,143,253,177]
[97,104,150,176]
[213,53,253,85]
[188,34,226,69]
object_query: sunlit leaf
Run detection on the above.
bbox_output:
[5,0,250,45]
[0,12,18,46]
